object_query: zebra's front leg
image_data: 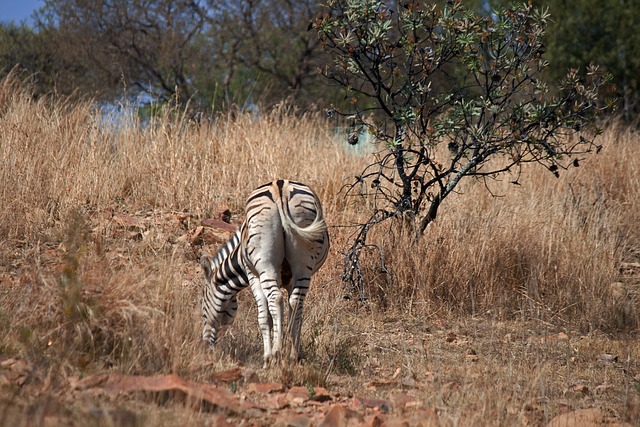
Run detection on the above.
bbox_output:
[202,321,218,348]
[202,295,237,350]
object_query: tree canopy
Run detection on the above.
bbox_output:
[539,0,640,120]
[1,0,337,110]
[314,0,610,299]
[0,0,632,116]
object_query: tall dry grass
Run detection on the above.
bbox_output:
[358,121,640,332]
[0,74,638,396]
[0,78,362,241]
[0,77,368,379]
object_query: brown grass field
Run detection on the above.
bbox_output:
[1,76,639,426]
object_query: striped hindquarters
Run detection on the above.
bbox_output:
[244,179,329,264]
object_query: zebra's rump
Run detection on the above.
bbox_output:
[244,179,328,250]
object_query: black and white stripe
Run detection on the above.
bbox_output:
[200,180,329,366]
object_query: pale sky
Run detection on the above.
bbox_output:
[0,0,43,25]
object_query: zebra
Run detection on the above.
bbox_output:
[200,180,329,367]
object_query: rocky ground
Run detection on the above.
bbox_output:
[1,208,639,427]
[2,334,639,427]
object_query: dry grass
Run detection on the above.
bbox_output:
[362,122,640,332]
[1,77,639,426]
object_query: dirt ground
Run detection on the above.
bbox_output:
[1,320,639,426]
[1,208,639,427]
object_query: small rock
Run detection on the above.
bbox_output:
[264,393,289,410]
[210,368,242,384]
[246,382,285,394]
[319,405,347,427]
[286,386,311,406]
[202,229,231,245]
[555,400,572,414]
[351,396,391,414]
[273,414,313,427]
[506,405,519,415]
[0,358,31,386]
[214,415,236,427]
[309,387,332,402]
[422,371,436,383]
[572,384,589,394]
[201,218,236,232]
[69,373,109,390]
[598,354,619,363]
[319,405,364,427]
[391,367,401,379]
[595,383,613,394]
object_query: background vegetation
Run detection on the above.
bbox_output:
[0,75,639,425]
[1,0,639,117]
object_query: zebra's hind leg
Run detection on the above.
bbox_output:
[287,276,310,362]
[250,274,273,368]
[263,275,285,364]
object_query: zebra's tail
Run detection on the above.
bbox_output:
[278,197,327,244]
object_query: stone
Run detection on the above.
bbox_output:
[351,396,391,414]
[210,368,242,384]
[598,354,619,363]
[273,414,313,427]
[246,382,285,394]
[320,404,364,427]
[319,405,348,427]
[309,386,332,402]
[286,386,311,406]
